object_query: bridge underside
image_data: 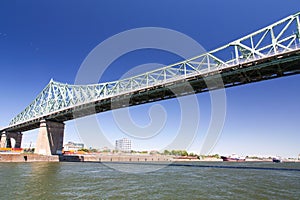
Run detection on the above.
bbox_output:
[3,50,300,134]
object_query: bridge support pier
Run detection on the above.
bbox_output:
[0,133,6,148]
[7,132,22,148]
[35,120,65,155]
[0,132,22,148]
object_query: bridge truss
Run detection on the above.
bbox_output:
[5,12,300,132]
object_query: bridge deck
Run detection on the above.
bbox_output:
[3,49,300,132]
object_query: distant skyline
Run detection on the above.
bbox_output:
[0,1,299,158]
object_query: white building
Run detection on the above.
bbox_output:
[64,141,84,151]
[115,138,131,152]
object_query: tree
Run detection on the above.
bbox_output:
[181,150,188,156]
[78,148,89,152]
[163,150,171,155]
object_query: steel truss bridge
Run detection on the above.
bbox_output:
[2,12,300,133]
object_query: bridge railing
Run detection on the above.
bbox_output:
[9,12,300,127]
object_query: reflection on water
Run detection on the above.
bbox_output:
[0,162,299,199]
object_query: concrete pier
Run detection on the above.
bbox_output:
[0,134,6,148]
[0,132,22,148]
[7,132,22,148]
[35,120,64,155]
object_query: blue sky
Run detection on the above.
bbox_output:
[0,1,299,157]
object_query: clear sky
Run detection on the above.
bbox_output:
[0,1,299,158]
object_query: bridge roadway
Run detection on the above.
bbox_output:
[2,49,300,133]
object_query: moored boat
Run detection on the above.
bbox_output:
[221,154,245,162]
[272,157,283,163]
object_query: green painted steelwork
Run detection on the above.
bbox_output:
[6,12,300,130]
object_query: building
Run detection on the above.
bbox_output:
[115,138,131,152]
[64,141,84,151]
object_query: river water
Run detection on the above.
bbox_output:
[0,161,299,199]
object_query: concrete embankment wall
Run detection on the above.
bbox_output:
[60,154,173,162]
[0,154,59,162]
[0,153,184,163]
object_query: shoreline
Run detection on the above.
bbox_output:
[1,153,299,163]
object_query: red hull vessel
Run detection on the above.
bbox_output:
[221,156,245,162]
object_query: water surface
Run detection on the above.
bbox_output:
[0,162,299,199]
